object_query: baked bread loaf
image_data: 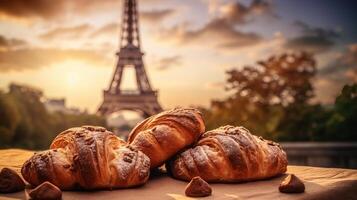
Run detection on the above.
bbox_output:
[128,108,205,169]
[167,125,287,182]
[21,126,150,190]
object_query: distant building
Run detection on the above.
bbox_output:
[8,83,83,115]
[107,112,143,139]
[9,83,43,100]
[44,98,81,115]
[107,113,141,127]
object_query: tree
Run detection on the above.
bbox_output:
[0,91,20,146]
[0,84,107,149]
[324,84,357,141]
[203,52,318,140]
[226,52,316,107]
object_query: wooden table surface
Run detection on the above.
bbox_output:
[1,149,357,200]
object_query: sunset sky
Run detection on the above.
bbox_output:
[0,0,356,113]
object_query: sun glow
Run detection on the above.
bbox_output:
[65,72,80,87]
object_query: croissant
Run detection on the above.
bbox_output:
[167,125,288,182]
[128,108,205,169]
[21,126,150,190]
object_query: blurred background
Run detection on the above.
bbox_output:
[0,0,356,168]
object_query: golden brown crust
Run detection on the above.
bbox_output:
[21,126,150,190]
[128,108,205,169]
[167,125,288,182]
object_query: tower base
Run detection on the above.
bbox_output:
[97,90,162,117]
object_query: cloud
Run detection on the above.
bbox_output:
[219,0,274,25]
[0,35,27,50]
[313,77,342,104]
[156,1,271,50]
[313,43,357,103]
[36,9,173,40]
[153,55,182,71]
[295,21,340,38]
[0,0,170,22]
[39,24,92,40]
[140,9,175,23]
[205,81,225,89]
[90,23,119,38]
[320,43,357,78]
[0,47,110,72]
[0,0,65,20]
[70,0,120,16]
[39,22,120,41]
[159,18,261,49]
[0,0,121,21]
[285,21,340,53]
[345,68,357,82]
[204,0,221,14]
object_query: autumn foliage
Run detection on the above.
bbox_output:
[202,52,356,141]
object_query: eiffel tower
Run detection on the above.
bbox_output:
[97,0,162,117]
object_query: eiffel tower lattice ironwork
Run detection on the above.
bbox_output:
[97,0,162,117]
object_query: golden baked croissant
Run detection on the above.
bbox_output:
[128,108,205,169]
[167,125,288,182]
[21,126,150,190]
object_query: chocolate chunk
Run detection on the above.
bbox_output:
[97,127,106,132]
[82,126,95,131]
[185,176,212,197]
[279,174,305,193]
[29,181,62,200]
[123,156,132,163]
[63,164,71,169]
[82,126,106,132]
[0,167,25,193]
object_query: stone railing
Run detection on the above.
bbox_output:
[281,142,357,169]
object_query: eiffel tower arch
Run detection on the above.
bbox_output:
[97,0,162,117]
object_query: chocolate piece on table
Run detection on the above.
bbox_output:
[279,174,305,193]
[185,176,212,197]
[29,181,62,200]
[0,167,25,193]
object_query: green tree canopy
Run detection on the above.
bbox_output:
[0,84,106,150]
